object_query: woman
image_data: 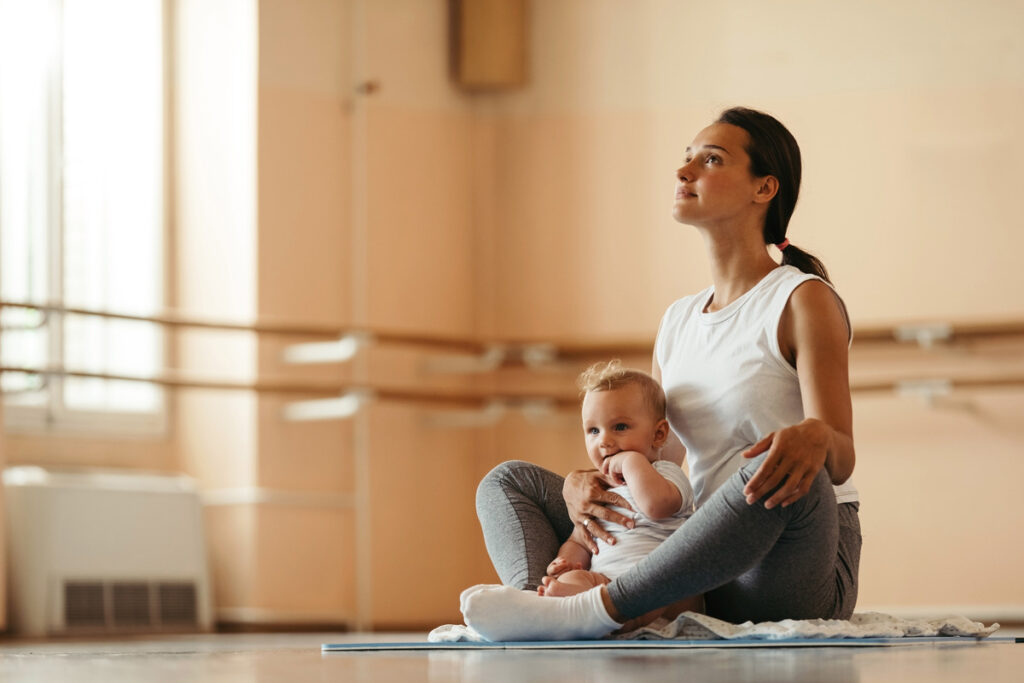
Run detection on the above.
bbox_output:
[467,107,861,641]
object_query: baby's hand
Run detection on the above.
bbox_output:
[546,557,582,578]
[600,451,644,486]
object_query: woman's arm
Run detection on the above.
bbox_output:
[741,280,855,508]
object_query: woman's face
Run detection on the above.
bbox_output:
[672,122,770,228]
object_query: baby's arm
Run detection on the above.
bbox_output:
[546,538,592,578]
[602,452,682,519]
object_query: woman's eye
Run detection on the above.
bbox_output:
[705,154,720,165]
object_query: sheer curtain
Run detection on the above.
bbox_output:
[0,0,165,428]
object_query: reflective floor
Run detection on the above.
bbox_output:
[0,629,1021,682]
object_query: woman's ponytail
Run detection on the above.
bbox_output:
[778,242,832,285]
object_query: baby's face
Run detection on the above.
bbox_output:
[581,384,663,471]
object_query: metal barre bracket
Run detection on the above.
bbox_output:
[520,343,559,368]
[423,345,506,374]
[283,389,375,421]
[895,378,953,406]
[283,332,375,364]
[894,323,953,348]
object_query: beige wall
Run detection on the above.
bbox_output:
[3,0,1023,631]
[480,0,1024,338]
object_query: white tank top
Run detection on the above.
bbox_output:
[655,266,859,508]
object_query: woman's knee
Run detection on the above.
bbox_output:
[735,454,834,505]
[478,460,535,490]
[476,460,538,508]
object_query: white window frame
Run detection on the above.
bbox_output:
[0,0,170,438]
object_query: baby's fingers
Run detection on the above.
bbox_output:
[546,558,567,577]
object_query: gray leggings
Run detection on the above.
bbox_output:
[475,455,861,623]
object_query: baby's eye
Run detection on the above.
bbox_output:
[614,423,629,432]
[587,427,599,435]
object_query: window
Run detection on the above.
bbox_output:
[0,0,166,434]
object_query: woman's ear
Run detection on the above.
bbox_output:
[753,175,779,204]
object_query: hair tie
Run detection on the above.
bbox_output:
[775,239,790,251]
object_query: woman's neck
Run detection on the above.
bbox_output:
[702,228,779,312]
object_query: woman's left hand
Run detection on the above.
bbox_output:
[741,418,831,509]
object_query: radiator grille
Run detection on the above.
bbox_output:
[64,582,107,627]
[158,582,198,624]
[112,582,152,626]
[62,580,199,632]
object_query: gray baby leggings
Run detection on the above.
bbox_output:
[475,455,861,623]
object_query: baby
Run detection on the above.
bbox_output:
[539,360,695,599]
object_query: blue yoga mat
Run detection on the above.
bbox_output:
[323,636,1022,652]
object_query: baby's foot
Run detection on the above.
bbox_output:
[540,575,587,598]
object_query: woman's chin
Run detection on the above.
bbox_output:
[671,207,699,226]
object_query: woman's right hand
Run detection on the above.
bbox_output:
[563,469,635,554]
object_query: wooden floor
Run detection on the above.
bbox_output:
[0,628,1021,682]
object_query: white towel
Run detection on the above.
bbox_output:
[428,610,999,643]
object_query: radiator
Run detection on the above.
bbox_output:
[3,466,213,636]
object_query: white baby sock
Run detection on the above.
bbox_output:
[460,584,621,641]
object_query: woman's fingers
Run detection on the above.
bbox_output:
[744,453,785,503]
[573,513,626,551]
[570,523,600,554]
[579,502,635,546]
[745,423,830,507]
[597,488,632,513]
[750,462,811,509]
[586,518,619,546]
[563,468,634,548]
[771,470,814,508]
[742,434,778,498]
[742,432,774,459]
[563,470,612,520]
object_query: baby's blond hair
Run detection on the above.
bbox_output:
[577,360,666,419]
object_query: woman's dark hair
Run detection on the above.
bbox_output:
[716,107,832,284]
